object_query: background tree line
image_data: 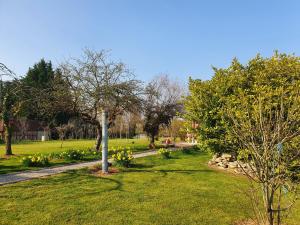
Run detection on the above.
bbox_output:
[0,49,184,155]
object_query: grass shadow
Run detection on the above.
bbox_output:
[7,169,124,193]
[128,163,154,169]
[126,169,214,175]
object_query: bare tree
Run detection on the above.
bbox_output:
[0,63,19,155]
[226,91,300,225]
[143,75,183,148]
[60,49,142,172]
[56,123,74,148]
[109,112,142,138]
[1,62,74,154]
[19,118,30,140]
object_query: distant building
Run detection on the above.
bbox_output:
[0,119,49,141]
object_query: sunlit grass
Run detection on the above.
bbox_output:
[0,150,299,225]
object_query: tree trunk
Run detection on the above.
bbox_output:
[149,134,155,149]
[60,137,64,148]
[151,135,155,144]
[267,206,274,225]
[95,123,102,151]
[264,186,274,225]
[277,188,282,225]
[4,125,12,155]
[102,110,108,173]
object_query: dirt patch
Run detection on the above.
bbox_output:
[99,168,119,176]
[89,164,120,177]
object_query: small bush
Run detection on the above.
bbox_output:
[58,149,85,160]
[111,147,134,167]
[158,148,171,159]
[21,154,50,167]
[48,152,60,159]
[54,148,99,160]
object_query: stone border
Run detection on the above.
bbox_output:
[208,153,252,175]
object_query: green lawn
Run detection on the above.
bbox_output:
[0,138,151,174]
[0,150,299,225]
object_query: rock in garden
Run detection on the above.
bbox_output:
[215,157,222,163]
[212,154,219,161]
[208,160,216,165]
[228,161,238,169]
[218,162,228,168]
[221,153,232,160]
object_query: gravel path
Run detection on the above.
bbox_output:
[0,150,158,186]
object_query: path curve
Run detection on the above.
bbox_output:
[0,150,158,186]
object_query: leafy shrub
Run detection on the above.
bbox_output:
[111,147,134,167]
[53,148,99,160]
[158,148,171,159]
[288,160,300,182]
[57,149,84,160]
[184,53,300,156]
[48,152,60,159]
[21,154,50,167]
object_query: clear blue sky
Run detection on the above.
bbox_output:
[0,0,299,84]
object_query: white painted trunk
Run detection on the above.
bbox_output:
[102,110,109,173]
